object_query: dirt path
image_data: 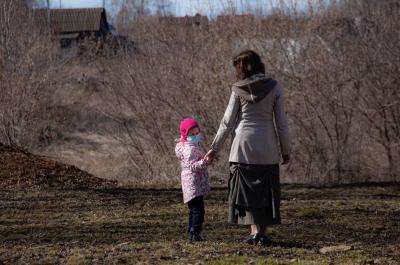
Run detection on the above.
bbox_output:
[0,185,399,264]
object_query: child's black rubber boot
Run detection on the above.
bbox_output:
[189,227,204,241]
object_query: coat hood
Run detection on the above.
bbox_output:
[232,73,277,103]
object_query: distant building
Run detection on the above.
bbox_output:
[313,16,377,40]
[34,8,110,47]
[159,13,209,28]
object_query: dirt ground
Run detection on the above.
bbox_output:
[0,144,115,189]
[0,184,399,265]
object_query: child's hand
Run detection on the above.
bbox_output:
[204,150,216,165]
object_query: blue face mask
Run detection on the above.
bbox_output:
[187,133,203,144]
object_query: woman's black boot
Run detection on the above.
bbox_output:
[243,233,260,245]
[259,235,271,245]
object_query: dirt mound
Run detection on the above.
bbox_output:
[0,144,116,189]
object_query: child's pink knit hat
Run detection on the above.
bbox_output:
[180,118,200,141]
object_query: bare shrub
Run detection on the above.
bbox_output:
[95,0,399,184]
[96,17,234,182]
[0,0,63,149]
[2,0,398,185]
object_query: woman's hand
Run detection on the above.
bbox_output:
[204,150,216,165]
[281,154,290,165]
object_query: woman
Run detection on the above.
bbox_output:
[206,50,290,245]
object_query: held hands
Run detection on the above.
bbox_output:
[204,149,217,165]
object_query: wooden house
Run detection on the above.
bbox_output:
[34,8,110,47]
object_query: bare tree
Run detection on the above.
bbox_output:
[96,0,399,184]
[0,0,63,148]
[4,0,397,185]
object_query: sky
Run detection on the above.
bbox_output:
[42,0,319,17]
[170,0,316,17]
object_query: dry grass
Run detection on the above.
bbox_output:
[0,184,399,264]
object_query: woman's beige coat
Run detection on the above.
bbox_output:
[211,74,290,164]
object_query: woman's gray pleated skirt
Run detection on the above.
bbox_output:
[228,163,281,225]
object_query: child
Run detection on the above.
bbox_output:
[175,117,210,241]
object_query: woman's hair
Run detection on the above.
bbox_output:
[233,50,265,80]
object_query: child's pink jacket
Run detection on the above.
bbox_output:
[175,141,210,203]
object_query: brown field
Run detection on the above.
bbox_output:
[0,184,399,265]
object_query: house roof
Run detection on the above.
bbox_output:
[34,8,108,33]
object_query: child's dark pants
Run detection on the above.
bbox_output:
[187,196,204,232]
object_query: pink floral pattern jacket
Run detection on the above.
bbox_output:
[175,141,210,203]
